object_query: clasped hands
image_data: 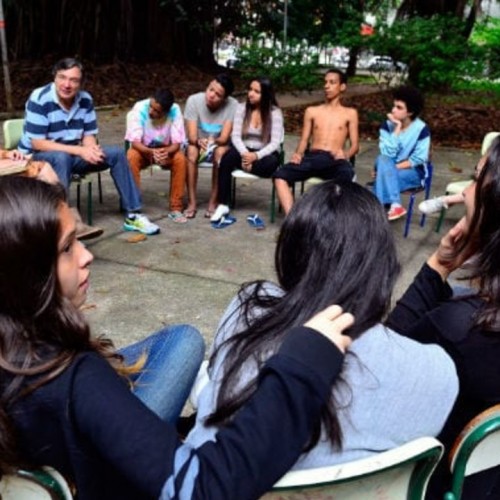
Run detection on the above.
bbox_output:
[198,137,215,151]
[152,148,170,166]
[80,144,105,165]
[241,151,257,172]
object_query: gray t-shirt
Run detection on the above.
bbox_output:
[187,282,459,469]
[184,92,237,139]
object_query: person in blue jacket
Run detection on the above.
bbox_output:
[374,86,431,221]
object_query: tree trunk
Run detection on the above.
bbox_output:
[346,46,359,78]
[3,0,217,67]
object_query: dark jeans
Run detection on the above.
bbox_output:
[218,146,280,205]
[272,150,354,184]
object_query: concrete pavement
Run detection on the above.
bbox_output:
[81,111,479,350]
[0,94,481,352]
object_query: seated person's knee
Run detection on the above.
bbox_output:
[186,148,199,164]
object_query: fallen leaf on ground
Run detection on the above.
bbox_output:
[80,303,97,311]
[127,233,148,243]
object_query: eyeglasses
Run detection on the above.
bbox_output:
[55,74,81,85]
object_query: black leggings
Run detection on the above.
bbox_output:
[218,146,280,205]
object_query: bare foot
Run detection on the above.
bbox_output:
[183,207,197,219]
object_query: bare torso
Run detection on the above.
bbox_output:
[289,95,359,165]
[308,103,356,155]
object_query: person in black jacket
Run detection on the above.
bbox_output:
[0,175,353,500]
[387,136,500,499]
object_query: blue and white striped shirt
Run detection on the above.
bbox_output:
[18,83,98,154]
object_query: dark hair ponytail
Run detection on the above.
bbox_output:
[207,182,400,450]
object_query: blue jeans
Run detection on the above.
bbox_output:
[33,145,142,212]
[374,154,424,205]
[119,324,205,424]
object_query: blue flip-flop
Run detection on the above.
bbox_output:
[211,215,237,229]
[247,214,265,230]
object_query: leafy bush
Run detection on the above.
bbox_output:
[470,17,500,80]
[235,39,321,91]
[365,15,489,91]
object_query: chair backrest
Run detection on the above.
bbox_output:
[423,161,433,197]
[124,111,133,152]
[481,131,500,155]
[3,119,25,150]
[444,404,500,500]
[260,437,443,500]
[0,467,73,499]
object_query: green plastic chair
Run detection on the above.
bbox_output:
[3,118,25,149]
[0,466,73,499]
[435,131,500,233]
[444,404,500,500]
[2,118,103,225]
[261,437,444,500]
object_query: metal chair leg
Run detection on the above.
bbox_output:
[404,194,416,238]
[76,183,81,213]
[270,183,276,223]
[97,172,103,204]
[231,176,236,209]
[435,207,446,233]
[87,181,93,226]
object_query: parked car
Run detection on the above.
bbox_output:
[368,56,407,73]
[215,45,240,68]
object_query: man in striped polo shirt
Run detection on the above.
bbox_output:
[18,57,159,235]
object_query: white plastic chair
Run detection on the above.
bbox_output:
[261,437,444,500]
[435,131,499,232]
[230,169,278,222]
[230,138,285,223]
[0,467,73,499]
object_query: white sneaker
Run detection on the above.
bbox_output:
[418,197,448,215]
[123,213,160,235]
[210,204,230,222]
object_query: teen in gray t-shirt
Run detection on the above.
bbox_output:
[183,75,238,219]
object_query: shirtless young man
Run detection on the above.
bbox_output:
[273,68,359,214]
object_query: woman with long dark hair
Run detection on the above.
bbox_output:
[0,176,353,499]
[187,181,458,468]
[387,136,500,498]
[210,76,284,222]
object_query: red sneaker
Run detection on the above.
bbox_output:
[387,206,407,221]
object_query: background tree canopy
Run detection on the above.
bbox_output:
[1,0,499,91]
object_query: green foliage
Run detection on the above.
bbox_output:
[236,39,322,91]
[470,17,500,79]
[365,14,489,91]
[450,81,500,103]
